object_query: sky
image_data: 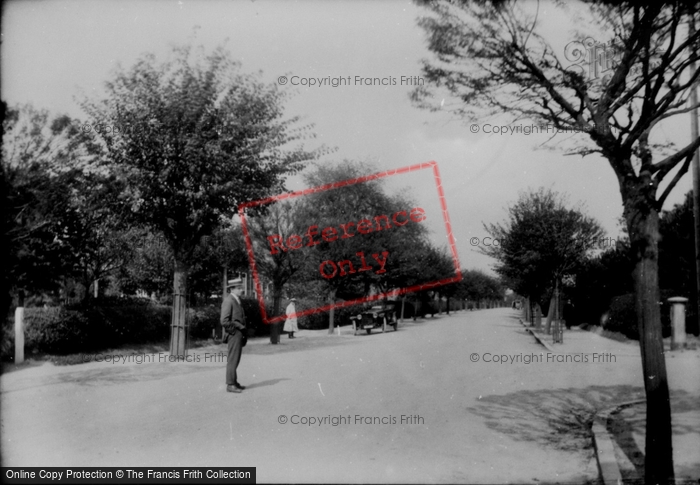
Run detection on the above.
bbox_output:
[2,0,696,277]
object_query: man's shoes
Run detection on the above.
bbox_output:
[234,384,246,390]
[226,385,242,393]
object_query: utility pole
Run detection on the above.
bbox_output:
[690,10,700,336]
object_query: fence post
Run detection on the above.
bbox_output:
[14,306,24,364]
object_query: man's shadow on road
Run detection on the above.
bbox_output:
[245,378,290,389]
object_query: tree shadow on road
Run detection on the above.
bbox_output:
[2,362,214,392]
[467,385,645,452]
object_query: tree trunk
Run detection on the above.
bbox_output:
[525,298,532,325]
[627,203,674,484]
[446,296,450,315]
[400,296,406,322]
[270,284,282,344]
[534,303,542,330]
[222,265,227,298]
[215,265,227,340]
[81,271,92,303]
[545,293,555,334]
[169,259,189,357]
[328,288,337,334]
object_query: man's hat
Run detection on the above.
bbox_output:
[227,278,244,289]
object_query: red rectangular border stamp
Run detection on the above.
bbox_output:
[239,161,462,324]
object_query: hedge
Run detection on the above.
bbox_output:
[604,292,677,340]
[2,300,172,359]
[1,294,460,360]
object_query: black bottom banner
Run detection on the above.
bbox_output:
[2,468,256,484]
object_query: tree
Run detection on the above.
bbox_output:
[408,243,457,314]
[188,224,249,303]
[244,200,308,342]
[294,160,436,333]
[80,42,320,356]
[116,229,174,298]
[62,170,135,302]
[457,269,504,306]
[482,188,603,331]
[570,236,635,327]
[3,104,99,308]
[413,3,699,480]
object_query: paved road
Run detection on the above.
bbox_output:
[2,309,650,483]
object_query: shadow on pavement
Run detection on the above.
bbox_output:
[245,378,290,389]
[467,385,645,452]
[242,334,361,356]
[2,362,213,393]
[608,391,700,482]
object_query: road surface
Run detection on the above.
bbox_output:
[2,308,650,483]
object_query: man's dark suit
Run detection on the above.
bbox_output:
[220,294,247,387]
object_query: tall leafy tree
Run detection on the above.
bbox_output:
[63,171,135,301]
[244,200,307,341]
[189,224,249,301]
[456,269,504,305]
[482,188,603,319]
[292,161,437,332]
[571,237,635,327]
[115,229,174,298]
[2,104,99,308]
[412,3,699,478]
[80,43,321,355]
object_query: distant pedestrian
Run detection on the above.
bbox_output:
[221,278,247,393]
[284,298,298,339]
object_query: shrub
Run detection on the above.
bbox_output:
[81,302,170,347]
[3,307,96,357]
[188,305,220,339]
[604,294,638,339]
[2,300,172,359]
[604,292,673,340]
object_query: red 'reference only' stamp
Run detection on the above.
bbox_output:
[239,161,461,324]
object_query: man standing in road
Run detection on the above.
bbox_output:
[221,278,247,393]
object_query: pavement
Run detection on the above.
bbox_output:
[522,319,700,483]
[2,308,699,483]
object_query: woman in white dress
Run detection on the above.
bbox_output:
[283,298,298,339]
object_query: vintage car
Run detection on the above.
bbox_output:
[349,303,398,335]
